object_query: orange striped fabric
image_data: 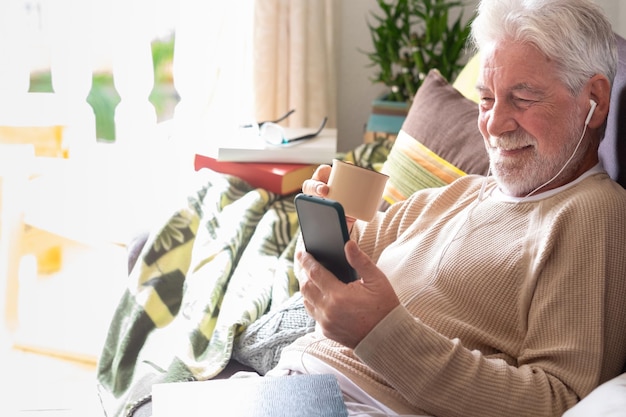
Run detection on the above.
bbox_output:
[381,130,466,205]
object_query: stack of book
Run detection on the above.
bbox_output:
[195,128,337,195]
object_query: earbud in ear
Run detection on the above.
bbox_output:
[585,99,597,126]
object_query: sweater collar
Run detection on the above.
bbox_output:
[490,164,605,203]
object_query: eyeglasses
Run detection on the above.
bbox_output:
[241,109,328,146]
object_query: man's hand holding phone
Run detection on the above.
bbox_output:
[297,239,400,349]
[295,163,398,348]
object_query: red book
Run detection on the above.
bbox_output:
[194,154,317,195]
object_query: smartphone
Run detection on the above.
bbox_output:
[294,193,358,283]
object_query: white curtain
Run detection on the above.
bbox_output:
[174,0,335,137]
[171,0,256,136]
[252,0,337,129]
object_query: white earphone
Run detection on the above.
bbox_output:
[585,99,597,126]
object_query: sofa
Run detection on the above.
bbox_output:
[98,37,626,417]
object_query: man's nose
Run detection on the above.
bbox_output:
[486,101,518,137]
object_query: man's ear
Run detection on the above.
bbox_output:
[587,74,612,129]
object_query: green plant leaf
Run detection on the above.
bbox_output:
[363,0,475,102]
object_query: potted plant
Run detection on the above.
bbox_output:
[364,0,474,140]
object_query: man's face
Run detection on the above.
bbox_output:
[476,41,593,197]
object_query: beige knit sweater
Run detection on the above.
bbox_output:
[279,171,626,417]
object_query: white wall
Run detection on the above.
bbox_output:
[595,0,626,38]
[334,0,624,152]
[334,0,387,152]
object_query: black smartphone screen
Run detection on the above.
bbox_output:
[294,193,358,283]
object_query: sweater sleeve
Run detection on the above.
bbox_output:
[355,302,585,417]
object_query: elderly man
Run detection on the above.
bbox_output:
[270,0,626,416]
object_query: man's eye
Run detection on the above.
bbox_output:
[479,97,494,110]
[514,97,535,105]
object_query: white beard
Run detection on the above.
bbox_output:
[487,119,586,197]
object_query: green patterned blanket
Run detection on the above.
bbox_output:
[96,140,391,417]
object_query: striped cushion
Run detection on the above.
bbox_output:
[381,131,466,205]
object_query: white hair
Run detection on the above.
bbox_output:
[470,0,617,95]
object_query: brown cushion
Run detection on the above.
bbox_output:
[380,69,488,207]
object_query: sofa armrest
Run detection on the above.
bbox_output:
[563,373,626,416]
